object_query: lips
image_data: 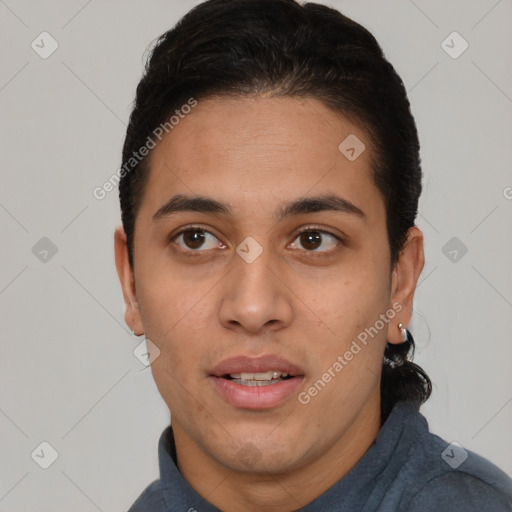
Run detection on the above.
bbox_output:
[211,354,305,377]
[209,355,305,410]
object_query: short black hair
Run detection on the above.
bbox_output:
[119,0,432,422]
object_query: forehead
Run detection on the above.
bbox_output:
[138,95,383,222]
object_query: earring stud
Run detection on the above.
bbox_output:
[398,323,408,343]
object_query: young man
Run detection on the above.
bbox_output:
[114,0,512,510]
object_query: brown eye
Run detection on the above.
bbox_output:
[182,230,207,249]
[172,227,226,252]
[289,229,340,253]
[300,231,322,250]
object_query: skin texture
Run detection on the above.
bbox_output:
[115,96,424,511]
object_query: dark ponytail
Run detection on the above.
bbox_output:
[380,331,432,424]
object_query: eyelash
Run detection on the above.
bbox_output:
[168,224,344,256]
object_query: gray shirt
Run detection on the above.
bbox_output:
[128,401,512,511]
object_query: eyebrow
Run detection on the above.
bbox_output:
[152,193,366,222]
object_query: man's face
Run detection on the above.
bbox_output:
[122,96,398,473]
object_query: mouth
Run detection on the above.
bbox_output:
[210,355,305,409]
[222,370,294,386]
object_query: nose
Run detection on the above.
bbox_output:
[218,245,294,334]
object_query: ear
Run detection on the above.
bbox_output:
[388,226,424,344]
[114,225,144,335]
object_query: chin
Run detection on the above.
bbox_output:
[212,435,308,475]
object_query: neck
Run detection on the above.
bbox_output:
[173,390,381,512]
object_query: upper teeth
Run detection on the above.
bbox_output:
[229,371,289,380]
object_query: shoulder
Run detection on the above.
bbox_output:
[398,407,512,511]
[127,479,166,512]
[406,471,512,511]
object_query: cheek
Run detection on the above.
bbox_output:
[320,263,390,330]
[137,258,211,331]
[135,272,208,383]
[305,264,391,378]
[144,306,208,417]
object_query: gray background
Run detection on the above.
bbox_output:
[1,0,511,510]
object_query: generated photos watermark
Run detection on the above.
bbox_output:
[93,97,198,200]
[298,301,403,405]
